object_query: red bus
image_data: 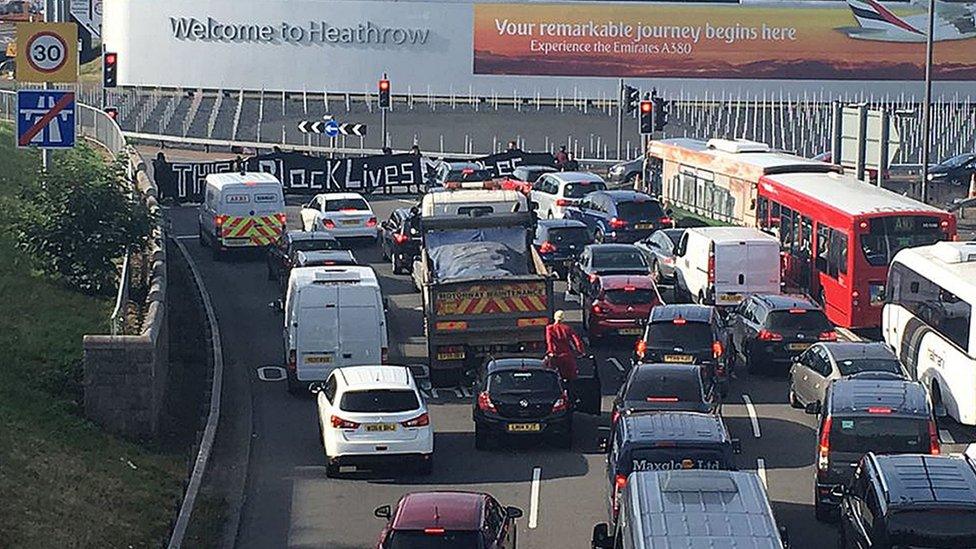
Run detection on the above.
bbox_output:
[755,171,956,329]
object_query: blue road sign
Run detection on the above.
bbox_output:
[324,119,339,138]
[17,90,75,149]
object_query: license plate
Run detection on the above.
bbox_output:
[717,293,742,304]
[664,354,694,363]
[365,423,397,432]
[507,423,541,432]
[305,355,333,364]
[436,352,465,361]
[341,219,360,226]
[619,328,643,336]
[788,343,811,351]
[635,223,654,230]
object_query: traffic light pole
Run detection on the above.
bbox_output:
[616,79,623,160]
[381,108,387,148]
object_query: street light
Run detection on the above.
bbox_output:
[920,0,936,203]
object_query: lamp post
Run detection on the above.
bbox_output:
[919,0,936,203]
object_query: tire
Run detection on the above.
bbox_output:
[286,373,302,396]
[788,382,802,409]
[814,498,833,523]
[932,382,947,418]
[198,224,209,247]
[381,242,389,261]
[392,254,405,275]
[595,229,605,244]
[212,244,223,262]
[745,347,763,376]
[475,425,491,451]
[325,457,341,478]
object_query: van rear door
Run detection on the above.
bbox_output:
[746,240,781,296]
[219,183,285,246]
[713,240,748,305]
[296,286,340,381]
[337,288,384,367]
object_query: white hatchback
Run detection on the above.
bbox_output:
[315,365,433,477]
[300,192,378,239]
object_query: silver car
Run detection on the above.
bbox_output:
[634,229,684,284]
[788,342,906,409]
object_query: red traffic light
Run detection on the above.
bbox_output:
[640,100,653,113]
[105,52,117,65]
[379,79,390,91]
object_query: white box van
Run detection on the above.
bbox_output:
[673,227,780,306]
[284,266,388,394]
[198,172,286,260]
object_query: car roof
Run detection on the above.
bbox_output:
[751,293,820,310]
[486,358,548,373]
[289,265,379,287]
[336,365,413,390]
[818,342,897,361]
[440,161,483,170]
[649,304,714,323]
[550,171,604,183]
[600,274,655,290]
[595,190,657,202]
[538,219,587,229]
[205,171,280,188]
[828,377,929,417]
[622,412,729,445]
[689,226,779,243]
[393,491,485,530]
[870,454,976,510]
[286,230,338,242]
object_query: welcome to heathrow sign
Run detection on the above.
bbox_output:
[169,17,431,46]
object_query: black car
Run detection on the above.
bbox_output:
[726,293,836,375]
[928,152,976,186]
[839,453,976,548]
[267,230,343,285]
[428,161,494,188]
[806,376,938,521]
[473,358,600,450]
[380,207,421,274]
[567,244,650,296]
[611,363,720,425]
[511,165,556,184]
[292,249,358,268]
[601,412,739,525]
[533,219,592,278]
[606,157,643,186]
[634,305,730,396]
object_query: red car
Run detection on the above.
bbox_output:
[582,274,662,342]
[374,491,523,548]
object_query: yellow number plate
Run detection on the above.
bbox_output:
[664,354,694,363]
[365,424,397,432]
[436,352,465,361]
[717,293,742,304]
[507,423,541,432]
[635,223,654,230]
[619,328,643,336]
[305,355,333,364]
[788,343,811,351]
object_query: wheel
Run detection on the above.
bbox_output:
[381,242,389,260]
[416,455,433,476]
[745,347,763,376]
[198,224,209,247]
[392,254,405,275]
[212,244,223,262]
[475,425,491,450]
[286,373,302,396]
[814,498,833,522]
[788,382,802,409]
[325,457,341,478]
[594,229,605,244]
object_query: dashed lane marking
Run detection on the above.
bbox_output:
[608,357,626,372]
[756,458,767,489]
[742,394,762,438]
[175,234,199,240]
[529,467,541,529]
[256,366,287,382]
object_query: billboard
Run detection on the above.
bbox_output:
[473,2,976,80]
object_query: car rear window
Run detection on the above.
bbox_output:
[829,416,928,454]
[888,509,976,546]
[385,530,482,548]
[626,371,702,403]
[547,227,590,245]
[291,238,343,252]
[592,250,647,270]
[616,200,665,222]
[563,181,606,198]
[604,289,656,305]
[324,198,369,212]
[766,309,832,331]
[489,370,560,395]
[836,358,903,377]
[339,389,419,413]
[645,322,713,351]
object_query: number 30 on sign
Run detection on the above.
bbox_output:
[15,22,78,83]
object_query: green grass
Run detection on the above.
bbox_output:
[670,205,730,228]
[0,123,184,548]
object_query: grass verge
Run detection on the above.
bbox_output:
[0,123,185,548]
[670,205,730,228]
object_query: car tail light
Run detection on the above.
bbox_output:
[818,416,832,472]
[539,241,556,254]
[552,391,569,413]
[477,391,497,413]
[287,350,296,372]
[615,474,627,491]
[868,407,892,414]
[707,252,715,284]
[929,420,941,455]
[612,409,620,424]
[635,339,647,359]
[592,303,603,315]
[757,329,783,341]
[331,415,360,430]
[819,331,838,341]
[424,528,446,535]
[712,341,723,358]
[401,412,430,428]
[588,273,599,283]
[555,198,571,207]
[381,347,389,363]
[214,214,229,227]
[274,212,288,227]
[646,396,679,403]
[659,217,673,226]
[673,317,686,325]
[366,217,377,228]
[393,233,409,244]
[323,218,336,229]
[609,217,627,229]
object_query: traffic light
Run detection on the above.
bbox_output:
[639,100,653,134]
[103,52,118,88]
[378,78,391,109]
[104,107,119,121]
[623,85,640,114]
[653,97,670,131]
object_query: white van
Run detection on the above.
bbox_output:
[673,227,780,306]
[284,266,388,394]
[198,172,286,260]
[421,188,528,218]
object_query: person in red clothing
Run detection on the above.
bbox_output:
[545,310,586,381]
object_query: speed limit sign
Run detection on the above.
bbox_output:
[15,23,78,83]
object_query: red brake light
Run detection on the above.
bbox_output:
[401,412,429,428]
[331,415,360,430]
[591,303,603,315]
[646,396,679,403]
[394,233,409,244]
[612,409,620,424]
[659,217,673,226]
[323,219,336,229]
[707,252,715,284]
[929,420,941,455]
[539,241,556,254]
[712,341,723,358]
[339,208,358,212]
[757,329,783,341]
[819,331,838,341]
[552,391,569,413]
[818,416,832,472]
[424,528,445,535]
[623,285,636,292]
[867,407,892,414]
[615,474,627,490]
[366,217,377,227]
[788,308,807,314]
[555,198,571,207]
[635,339,647,359]
[673,317,687,325]
[214,214,229,227]
[609,217,627,229]
[287,350,296,372]
[477,391,497,413]
[274,212,287,226]
[588,273,599,283]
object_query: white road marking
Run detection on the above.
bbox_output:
[175,234,198,240]
[836,327,861,342]
[255,366,287,382]
[529,466,541,529]
[460,386,472,398]
[756,457,767,489]
[608,357,626,373]
[454,388,465,398]
[742,394,762,438]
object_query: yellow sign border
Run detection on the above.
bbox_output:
[15,22,78,83]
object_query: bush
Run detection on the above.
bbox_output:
[13,144,156,296]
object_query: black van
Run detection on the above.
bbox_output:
[601,411,740,527]
[839,453,976,549]
[805,375,938,521]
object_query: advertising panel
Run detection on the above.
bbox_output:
[473,2,976,80]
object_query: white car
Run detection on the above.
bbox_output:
[530,171,607,220]
[315,365,433,477]
[300,192,378,239]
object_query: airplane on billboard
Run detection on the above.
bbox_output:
[843,0,976,41]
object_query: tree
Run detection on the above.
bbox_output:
[14,144,156,296]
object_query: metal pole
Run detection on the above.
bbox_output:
[381,108,387,148]
[616,79,623,160]
[920,0,936,203]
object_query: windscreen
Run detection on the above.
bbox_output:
[547,227,591,246]
[829,416,928,454]
[324,198,370,212]
[426,227,529,279]
[604,289,656,305]
[625,371,702,402]
[339,389,420,413]
[385,531,483,549]
[615,200,665,223]
[624,446,731,474]
[447,169,493,183]
[836,359,903,377]
[591,249,647,270]
[859,216,945,267]
[563,181,606,198]
[291,239,343,252]
[887,509,976,547]
[645,322,713,351]
[766,310,832,331]
[489,370,560,395]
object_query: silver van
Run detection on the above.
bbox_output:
[592,470,789,549]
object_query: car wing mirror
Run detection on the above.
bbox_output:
[731,438,742,454]
[592,523,613,549]
[374,504,392,519]
[506,506,524,519]
[805,401,821,415]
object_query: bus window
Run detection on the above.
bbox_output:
[829,230,848,277]
[781,206,795,253]
[890,263,971,351]
[757,196,769,228]
[859,216,945,267]
[770,202,781,229]
[817,225,830,273]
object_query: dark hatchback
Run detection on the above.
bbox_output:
[380,207,421,274]
[532,219,592,278]
[611,363,720,425]
[564,190,671,244]
[567,244,651,296]
[267,230,344,286]
[373,491,523,549]
[634,304,730,396]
